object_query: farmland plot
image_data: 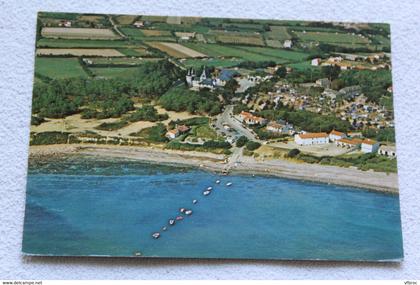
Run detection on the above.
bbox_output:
[147,42,207,58]
[296,31,369,44]
[35,57,88,79]
[266,26,292,41]
[36,48,125,57]
[41,28,121,39]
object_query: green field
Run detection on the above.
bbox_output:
[89,66,139,78]
[85,57,160,66]
[120,27,176,41]
[37,38,145,48]
[184,43,304,63]
[117,48,149,56]
[237,46,310,62]
[295,31,370,44]
[35,57,87,79]
[265,26,291,41]
[182,58,243,69]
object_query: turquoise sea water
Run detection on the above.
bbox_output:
[23,155,403,260]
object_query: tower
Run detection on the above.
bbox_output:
[186,68,195,86]
[200,67,207,82]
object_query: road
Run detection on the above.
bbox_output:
[109,16,127,39]
[214,105,260,142]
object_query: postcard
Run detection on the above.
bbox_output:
[23,12,403,261]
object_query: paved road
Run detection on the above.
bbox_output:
[214,105,260,142]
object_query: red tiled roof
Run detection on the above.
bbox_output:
[362,139,377,145]
[330,130,345,136]
[298,132,328,139]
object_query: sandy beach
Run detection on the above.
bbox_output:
[29,144,399,194]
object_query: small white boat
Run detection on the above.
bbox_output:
[192,199,198,204]
[179,208,186,213]
[162,226,167,231]
[216,180,221,184]
[226,182,233,186]
[207,186,213,191]
[203,190,211,196]
[176,216,184,221]
[185,210,193,215]
[152,232,160,239]
[134,251,142,256]
[169,219,176,226]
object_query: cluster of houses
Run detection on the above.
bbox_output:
[165,124,191,140]
[239,111,295,135]
[293,129,394,155]
[185,67,239,91]
[311,54,391,71]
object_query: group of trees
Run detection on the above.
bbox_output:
[128,105,168,122]
[362,127,395,143]
[339,69,392,104]
[258,109,351,133]
[32,60,183,120]
[159,86,222,115]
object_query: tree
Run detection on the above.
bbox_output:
[275,66,287,78]
[236,136,249,147]
[245,141,261,151]
[287,148,300,158]
[321,65,341,81]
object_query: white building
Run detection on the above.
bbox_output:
[361,139,380,153]
[239,111,267,126]
[311,58,321,66]
[294,132,329,145]
[378,145,396,158]
[165,129,179,140]
[329,130,346,142]
[283,40,293,48]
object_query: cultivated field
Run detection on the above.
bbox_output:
[147,42,207,58]
[295,31,370,44]
[184,43,309,63]
[89,67,140,78]
[141,30,172,37]
[35,57,87,79]
[265,40,283,48]
[36,38,139,48]
[120,27,176,41]
[85,57,161,66]
[114,15,137,25]
[210,30,265,46]
[41,28,121,40]
[36,48,125,57]
[266,26,291,41]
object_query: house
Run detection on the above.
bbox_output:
[329,130,346,142]
[239,111,267,126]
[378,145,396,158]
[175,32,196,40]
[336,138,363,148]
[176,124,190,134]
[58,20,72,27]
[283,39,293,48]
[266,121,282,132]
[338,85,361,99]
[294,132,329,145]
[361,139,380,153]
[311,58,322,66]
[165,129,179,140]
[315,78,331,88]
[215,69,239,87]
[266,121,294,134]
[186,67,216,90]
[133,21,145,28]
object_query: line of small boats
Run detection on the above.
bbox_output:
[152,179,233,239]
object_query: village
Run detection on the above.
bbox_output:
[158,54,396,161]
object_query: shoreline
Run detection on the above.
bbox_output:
[28,144,399,194]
